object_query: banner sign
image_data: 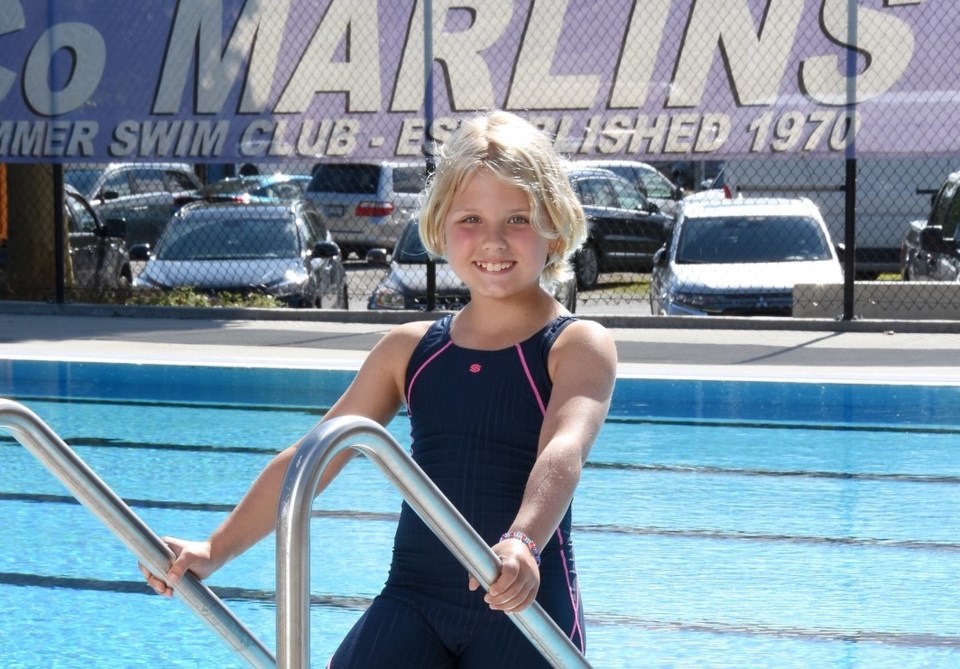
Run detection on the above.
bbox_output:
[0,0,949,163]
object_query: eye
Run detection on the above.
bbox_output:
[508,215,530,225]
[460,215,480,224]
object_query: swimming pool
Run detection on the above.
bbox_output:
[2,358,960,668]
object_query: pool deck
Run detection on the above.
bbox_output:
[1,302,959,385]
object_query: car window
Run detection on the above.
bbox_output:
[576,178,616,208]
[677,215,830,264]
[639,170,674,199]
[930,179,959,230]
[392,166,427,193]
[302,211,326,244]
[101,170,133,197]
[66,194,98,234]
[130,169,166,194]
[393,223,438,263]
[609,178,646,210]
[165,169,199,191]
[309,164,381,194]
[943,188,960,239]
[158,217,299,260]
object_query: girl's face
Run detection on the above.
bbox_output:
[441,169,552,302]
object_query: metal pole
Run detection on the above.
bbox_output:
[423,0,438,311]
[0,399,276,669]
[276,416,592,669]
[842,0,859,321]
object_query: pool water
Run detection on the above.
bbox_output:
[2,360,960,668]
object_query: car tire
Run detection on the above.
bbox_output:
[575,242,599,290]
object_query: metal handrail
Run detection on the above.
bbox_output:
[276,415,592,669]
[0,399,276,669]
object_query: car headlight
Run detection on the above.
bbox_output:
[368,281,407,309]
[132,273,168,289]
[264,269,309,296]
[672,290,724,309]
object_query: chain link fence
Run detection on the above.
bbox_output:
[1,2,958,320]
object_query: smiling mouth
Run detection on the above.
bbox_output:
[475,261,515,272]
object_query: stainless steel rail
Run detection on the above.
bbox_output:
[276,415,592,669]
[0,399,276,669]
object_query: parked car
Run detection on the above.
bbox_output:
[177,173,311,206]
[565,165,675,289]
[130,201,348,308]
[650,197,843,316]
[64,162,202,249]
[575,159,685,216]
[901,169,960,281]
[366,220,577,312]
[303,160,428,259]
[0,185,132,293]
[63,184,133,290]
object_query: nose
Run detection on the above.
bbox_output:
[481,221,508,250]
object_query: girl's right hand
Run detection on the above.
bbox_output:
[139,536,217,598]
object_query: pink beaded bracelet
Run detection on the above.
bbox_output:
[500,530,541,565]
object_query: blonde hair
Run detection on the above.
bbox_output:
[419,110,587,283]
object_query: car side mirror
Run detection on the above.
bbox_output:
[98,189,120,201]
[128,244,151,261]
[365,247,389,266]
[834,242,845,263]
[919,225,950,253]
[312,240,341,259]
[643,201,661,214]
[103,218,126,239]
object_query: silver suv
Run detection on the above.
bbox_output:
[65,162,201,249]
[303,160,427,259]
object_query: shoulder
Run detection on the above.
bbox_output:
[368,319,435,359]
[548,319,617,381]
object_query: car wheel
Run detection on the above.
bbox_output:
[575,243,599,290]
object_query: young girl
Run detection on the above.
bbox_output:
[142,110,617,668]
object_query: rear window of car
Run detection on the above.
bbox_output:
[392,166,427,193]
[309,164,381,194]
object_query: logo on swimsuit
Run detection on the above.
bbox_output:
[469,363,481,373]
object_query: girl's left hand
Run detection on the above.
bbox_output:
[468,537,541,612]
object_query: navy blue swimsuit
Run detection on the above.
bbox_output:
[330,315,585,668]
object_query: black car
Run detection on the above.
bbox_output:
[64,184,133,290]
[366,220,577,312]
[0,185,133,293]
[901,169,960,281]
[566,166,675,289]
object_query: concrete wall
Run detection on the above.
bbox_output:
[794,282,960,320]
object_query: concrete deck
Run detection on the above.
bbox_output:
[2,302,959,385]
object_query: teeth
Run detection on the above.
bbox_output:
[477,261,512,272]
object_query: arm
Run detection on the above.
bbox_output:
[142,321,428,596]
[477,319,617,612]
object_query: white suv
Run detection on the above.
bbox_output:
[303,160,427,259]
[650,197,844,316]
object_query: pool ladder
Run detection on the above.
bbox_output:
[0,400,590,668]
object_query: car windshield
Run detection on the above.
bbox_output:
[393,222,443,264]
[675,215,832,264]
[156,217,301,260]
[309,164,381,194]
